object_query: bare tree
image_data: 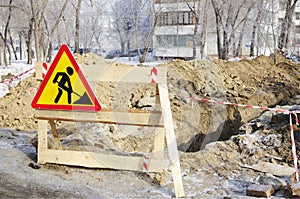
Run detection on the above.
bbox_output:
[110,0,135,53]
[134,0,158,63]
[43,0,68,61]
[2,0,13,66]
[278,0,299,52]
[250,1,263,57]
[74,0,82,54]
[211,0,254,60]
[233,1,255,57]
[186,0,208,59]
[29,0,48,62]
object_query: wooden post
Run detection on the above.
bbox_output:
[48,120,62,150]
[34,62,43,80]
[37,120,48,164]
[153,128,165,161]
[158,84,185,198]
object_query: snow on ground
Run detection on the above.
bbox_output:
[0,60,35,98]
[111,54,170,67]
[0,53,166,99]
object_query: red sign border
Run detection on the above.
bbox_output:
[31,44,101,112]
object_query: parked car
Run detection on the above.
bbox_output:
[91,48,106,57]
[105,50,124,59]
[74,48,91,55]
[127,48,154,57]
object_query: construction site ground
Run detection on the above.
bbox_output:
[1,53,300,198]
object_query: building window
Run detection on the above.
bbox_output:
[296,13,300,20]
[155,0,194,3]
[156,35,193,47]
[160,13,167,25]
[158,11,194,26]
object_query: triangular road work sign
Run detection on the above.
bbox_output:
[31,44,101,112]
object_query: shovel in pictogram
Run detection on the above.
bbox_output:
[72,91,93,105]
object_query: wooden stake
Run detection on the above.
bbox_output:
[37,120,48,164]
[38,149,163,172]
[153,128,165,162]
[158,84,185,198]
[48,120,62,150]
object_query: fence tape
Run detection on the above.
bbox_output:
[173,93,300,114]
[143,156,150,172]
[42,63,48,79]
[0,67,34,86]
[290,113,299,182]
[150,66,157,84]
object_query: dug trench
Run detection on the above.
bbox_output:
[163,53,300,153]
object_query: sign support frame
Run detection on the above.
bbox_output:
[33,61,185,197]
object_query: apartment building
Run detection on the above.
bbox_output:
[153,0,300,59]
[153,0,199,59]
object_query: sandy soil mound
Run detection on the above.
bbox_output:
[0,53,299,153]
[0,75,39,130]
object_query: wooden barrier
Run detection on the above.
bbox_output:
[34,63,185,197]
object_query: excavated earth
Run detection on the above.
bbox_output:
[1,53,300,198]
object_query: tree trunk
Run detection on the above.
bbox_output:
[232,34,236,56]
[19,32,23,60]
[27,18,34,65]
[7,39,12,65]
[43,0,68,61]
[199,0,208,59]
[30,0,48,62]
[222,30,229,60]
[75,0,82,54]
[0,43,2,66]
[3,0,13,66]
[250,7,262,57]
[0,33,3,65]
[278,0,298,51]
[192,16,199,59]
[211,0,223,59]
[9,29,17,60]
[235,19,247,57]
[139,17,158,63]
[46,42,52,63]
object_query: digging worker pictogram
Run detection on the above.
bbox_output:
[53,66,74,104]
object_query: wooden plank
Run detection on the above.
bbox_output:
[48,120,63,150]
[35,62,43,80]
[152,85,164,165]
[153,128,165,161]
[158,84,185,198]
[37,120,48,164]
[82,65,167,84]
[39,149,163,172]
[35,109,164,127]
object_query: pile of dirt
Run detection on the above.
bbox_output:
[0,53,299,154]
[164,54,300,151]
[0,75,39,130]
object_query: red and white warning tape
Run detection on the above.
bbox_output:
[143,156,149,172]
[150,66,157,84]
[0,67,34,86]
[174,94,300,114]
[42,63,48,79]
[290,113,299,182]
